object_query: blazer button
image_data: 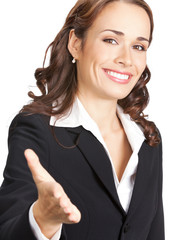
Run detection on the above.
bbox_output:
[124,223,130,233]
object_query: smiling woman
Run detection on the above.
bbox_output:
[68,2,150,109]
[21,0,158,147]
[0,0,165,240]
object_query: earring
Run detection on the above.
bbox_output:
[72,58,76,64]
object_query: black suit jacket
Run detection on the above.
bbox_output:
[0,113,165,240]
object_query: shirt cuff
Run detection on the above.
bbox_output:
[29,202,62,240]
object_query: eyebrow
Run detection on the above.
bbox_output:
[101,29,150,43]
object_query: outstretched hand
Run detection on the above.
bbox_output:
[24,149,81,238]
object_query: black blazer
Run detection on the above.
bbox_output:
[0,113,165,240]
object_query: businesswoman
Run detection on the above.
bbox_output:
[0,0,165,239]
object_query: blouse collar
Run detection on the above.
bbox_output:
[50,97,145,153]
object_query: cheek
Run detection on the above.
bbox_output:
[84,39,108,63]
[134,55,147,74]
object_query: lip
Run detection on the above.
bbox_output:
[103,68,133,84]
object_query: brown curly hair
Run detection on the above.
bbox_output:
[21,0,160,147]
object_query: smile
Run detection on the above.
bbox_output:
[107,71,129,80]
[103,69,132,84]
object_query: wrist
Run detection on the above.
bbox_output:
[33,201,62,239]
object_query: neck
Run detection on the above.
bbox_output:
[77,92,122,136]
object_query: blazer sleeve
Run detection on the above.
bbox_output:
[147,139,165,240]
[0,113,67,240]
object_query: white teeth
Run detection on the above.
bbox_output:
[107,71,129,80]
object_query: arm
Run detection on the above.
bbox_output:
[0,113,80,240]
[147,140,165,240]
[0,113,46,240]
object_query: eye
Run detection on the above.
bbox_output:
[103,39,118,45]
[133,45,146,51]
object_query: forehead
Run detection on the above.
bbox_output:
[89,2,151,39]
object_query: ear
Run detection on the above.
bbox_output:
[68,29,82,60]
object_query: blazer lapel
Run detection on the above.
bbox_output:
[72,128,126,216]
[126,141,155,219]
[53,126,154,217]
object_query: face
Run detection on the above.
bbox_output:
[75,2,151,101]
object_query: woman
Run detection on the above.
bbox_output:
[0,0,165,239]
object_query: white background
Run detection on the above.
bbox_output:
[0,0,171,238]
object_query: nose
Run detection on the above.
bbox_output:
[114,46,132,67]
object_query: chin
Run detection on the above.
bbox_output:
[117,93,131,100]
[105,89,132,101]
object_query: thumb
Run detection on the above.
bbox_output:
[24,149,55,185]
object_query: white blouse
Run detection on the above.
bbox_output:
[29,97,145,240]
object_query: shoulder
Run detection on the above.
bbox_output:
[8,112,53,143]
[9,112,50,131]
[7,113,53,169]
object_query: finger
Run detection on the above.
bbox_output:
[62,204,81,223]
[68,204,81,223]
[58,194,81,222]
[24,149,55,184]
[62,199,81,222]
